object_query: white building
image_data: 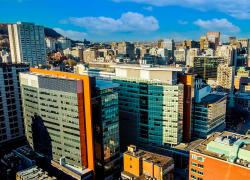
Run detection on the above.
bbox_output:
[45,37,56,51]
[57,36,72,50]
[186,48,200,67]
[174,48,187,64]
[8,22,47,66]
[216,45,237,66]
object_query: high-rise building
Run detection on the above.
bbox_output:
[216,45,237,66]
[192,81,227,139]
[206,32,220,49]
[189,131,250,180]
[0,63,29,145]
[8,22,46,66]
[200,36,209,50]
[216,64,235,92]
[186,48,200,67]
[121,145,174,180]
[112,65,185,150]
[193,56,225,80]
[174,48,187,64]
[45,37,56,52]
[92,80,120,179]
[20,68,120,179]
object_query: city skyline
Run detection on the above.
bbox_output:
[2,0,250,41]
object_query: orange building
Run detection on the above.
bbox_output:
[20,68,121,179]
[189,131,250,180]
[122,145,174,180]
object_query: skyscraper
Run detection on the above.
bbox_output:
[8,22,46,66]
[20,68,120,178]
[112,65,185,150]
[0,63,29,145]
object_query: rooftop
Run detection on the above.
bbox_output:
[191,131,250,168]
[112,64,186,72]
[124,145,173,167]
[96,80,119,90]
[200,93,226,105]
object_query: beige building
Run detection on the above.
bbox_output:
[234,67,250,90]
[186,48,200,67]
[216,45,237,65]
[83,48,97,63]
[217,64,235,92]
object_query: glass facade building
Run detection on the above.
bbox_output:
[113,78,184,150]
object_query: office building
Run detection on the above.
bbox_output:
[234,67,250,90]
[200,36,209,50]
[189,131,250,180]
[0,63,29,145]
[57,37,71,50]
[112,65,185,150]
[121,145,174,180]
[206,32,220,49]
[192,81,227,139]
[8,22,46,66]
[174,48,187,64]
[216,45,237,66]
[92,80,120,179]
[193,56,225,80]
[20,68,120,179]
[216,64,235,92]
[117,41,135,60]
[186,48,200,67]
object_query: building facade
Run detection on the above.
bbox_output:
[121,145,174,180]
[8,22,46,66]
[189,131,250,180]
[0,63,29,145]
[112,65,185,150]
[216,64,235,92]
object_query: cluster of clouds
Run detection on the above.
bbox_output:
[54,0,245,40]
[113,0,250,19]
[62,12,159,33]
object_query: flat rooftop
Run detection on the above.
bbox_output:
[124,147,173,167]
[200,94,226,105]
[191,131,250,168]
[96,80,119,90]
[112,64,186,72]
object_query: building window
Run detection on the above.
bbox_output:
[198,164,204,168]
[191,168,197,173]
[192,162,197,166]
[130,165,132,168]
[191,175,196,180]
[198,171,203,175]
[198,178,203,180]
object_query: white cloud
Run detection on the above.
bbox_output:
[113,0,250,19]
[178,20,188,25]
[53,28,87,41]
[62,12,159,33]
[143,6,153,11]
[194,18,240,33]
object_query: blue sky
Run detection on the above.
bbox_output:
[1,0,250,42]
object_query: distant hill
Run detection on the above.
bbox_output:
[0,24,62,39]
[44,27,62,39]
